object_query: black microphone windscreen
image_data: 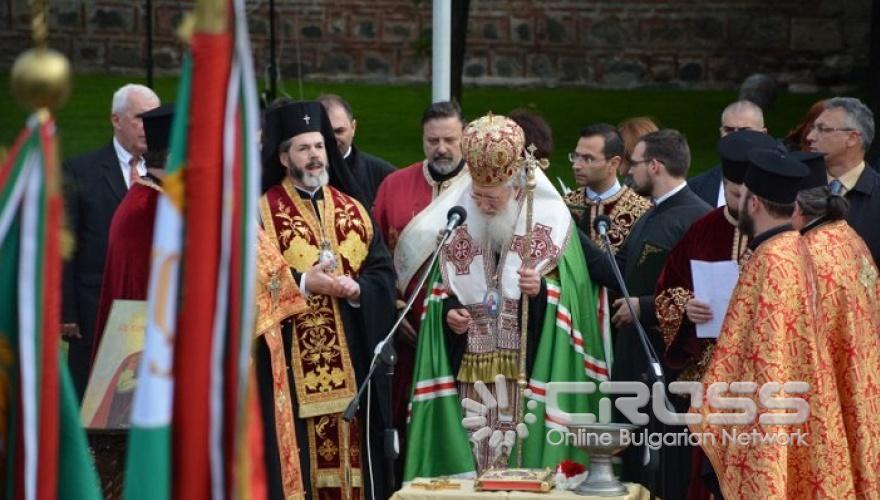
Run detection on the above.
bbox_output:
[447,205,467,225]
[593,214,612,233]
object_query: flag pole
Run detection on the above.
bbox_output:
[431,0,451,103]
[8,2,72,499]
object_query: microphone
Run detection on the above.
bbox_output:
[593,214,612,240]
[443,206,467,234]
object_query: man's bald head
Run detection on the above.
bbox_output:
[720,100,766,137]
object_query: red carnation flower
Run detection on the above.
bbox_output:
[558,459,586,478]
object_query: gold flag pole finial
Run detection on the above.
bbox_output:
[10,0,72,112]
[194,0,229,34]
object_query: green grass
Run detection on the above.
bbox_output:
[1,73,829,185]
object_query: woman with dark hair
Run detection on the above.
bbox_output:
[508,108,554,163]
[794,181,849,227]
[793,157,880,498]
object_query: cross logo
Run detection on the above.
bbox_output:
[303,114,311,125]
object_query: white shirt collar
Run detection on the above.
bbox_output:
[715,179,727,207]
[113,136,146,188]
[343,146,352,160]
[586,180,622,202]
[653,181,687,206]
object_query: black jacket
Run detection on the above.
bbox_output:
[62,141,128,397]
[687,164,722,208]
[581,185,712,346]
[345,146,396,210]
[845,166,880,266]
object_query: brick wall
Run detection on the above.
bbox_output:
[0,0,870,90]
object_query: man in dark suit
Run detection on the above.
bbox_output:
[318,94,396,210]
[63,84,160,399]
[689,100,767,207]
[806,96,880,265]
[581,129,711,500]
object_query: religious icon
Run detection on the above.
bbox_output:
[483,288,500,318]
[80,300,147,430]
[319,240,337,272]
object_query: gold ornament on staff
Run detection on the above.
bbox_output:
[10,0,72,112]
[515,143,539,467]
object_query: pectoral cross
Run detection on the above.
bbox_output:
[303,114,311,125]
[267,270,281,311]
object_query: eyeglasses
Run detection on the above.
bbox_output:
[809,124,859,135]
[628,157,652,168]
[568,152,606,166]
[470,190,509,206]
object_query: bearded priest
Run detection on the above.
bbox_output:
[404,114,608,480]
[690,149,858,498]
[258,100,397,500]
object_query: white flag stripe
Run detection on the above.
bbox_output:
[131,196,182,427]
[232,0,261,414]
[415,376,455,389]
[18,138,42,500]
[411,389,458,402]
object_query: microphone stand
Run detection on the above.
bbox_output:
[343,223,459,493]
[596,228,667,500]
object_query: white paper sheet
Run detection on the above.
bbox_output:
[690,259,740,339]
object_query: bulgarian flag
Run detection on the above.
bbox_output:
[521,236,606,468]
[124,0,264,498]
[122,53,191,500]
[404,234,607,478]
[403,265,475,480]
[0,113,101,500]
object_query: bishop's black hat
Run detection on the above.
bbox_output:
[792,151,827,191]
[260,99,364,203]
[716,130,777,184]
[139,103,174,154]
[744,148,809,204]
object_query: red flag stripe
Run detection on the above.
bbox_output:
[37,118,60,500]
[172,27,233,500]
[413,381,457,396]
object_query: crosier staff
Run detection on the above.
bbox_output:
[515,143,542,467]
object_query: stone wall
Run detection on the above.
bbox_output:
[0,0,870,90]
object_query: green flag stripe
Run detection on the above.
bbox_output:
[404,264,475,480]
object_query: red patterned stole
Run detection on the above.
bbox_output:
[255,229,308,500]
[690,231,856,498]
[260,178,373,500]
[801,221,880,496]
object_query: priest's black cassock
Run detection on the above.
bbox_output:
[580,184,710,499]
[344,145,396,211]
